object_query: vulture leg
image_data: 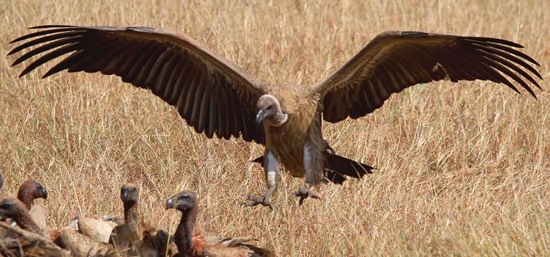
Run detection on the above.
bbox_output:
[294,139,323,205]
[244,150,279,210]
[294,186,322,205]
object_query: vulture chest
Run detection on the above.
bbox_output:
[265,99,322,178]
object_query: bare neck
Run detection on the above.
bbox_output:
[17,189,34,210]
[124,201,139,223]
[175,206,198,257]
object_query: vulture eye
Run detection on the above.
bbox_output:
[267,105,273,110]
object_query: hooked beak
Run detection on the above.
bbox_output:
[122,190,128,202]
[165,197,175,210]
[255,110,267,126]
[41,187,48,200]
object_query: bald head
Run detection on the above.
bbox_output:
[165,191,197,212]
[255,94,287,127]
[120,183,138,204]
[17,180,48,210]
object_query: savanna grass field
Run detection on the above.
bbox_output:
[1,0,549,256]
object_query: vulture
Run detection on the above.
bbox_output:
[0,222,68,257]
[0,198,109,257]
[8,25,542,209]
[110,183,142,251]
[17,180,48,208]
[17,179,49,229]
[166,191,274,257]
[0,197,42,234]
[109,183,171,256]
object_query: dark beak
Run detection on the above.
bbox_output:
[122,189,128,202]
[166,197,175,210]
[41,187,48,200]
[255,110,266,126]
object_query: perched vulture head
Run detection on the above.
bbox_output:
[0,197,28,220]
[255,94,287,127]
[120,183,139,204]
[17,180,48,209]
[165,191,197,212]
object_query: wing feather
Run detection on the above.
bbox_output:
[9,25,267,143]
[313,31,542,123]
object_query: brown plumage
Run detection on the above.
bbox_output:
[166,191,274,257]
[0,197,65,256]
[17,179,48,229]
[0,197,42,234]
[110,183,142,251]
[9,25,542,208]
[252,139,374,185]
[135,228,173,257]
[17,180,48,210]
[0,198,84,256]
[0,222,68,257]
[107,183,171,256]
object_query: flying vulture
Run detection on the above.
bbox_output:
[8,25,542,209]
[166,191,274,257]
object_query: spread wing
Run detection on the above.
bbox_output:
[312,31,542,123]
[9,25,268,144]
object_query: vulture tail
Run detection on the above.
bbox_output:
[251,153,374,185]
[251,156,263,165]
[324,153,374,184]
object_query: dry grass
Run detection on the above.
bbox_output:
[0,0,549,256]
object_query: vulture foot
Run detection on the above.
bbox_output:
[243,194,275,210]
[294,187,321,205]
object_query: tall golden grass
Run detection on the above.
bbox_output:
[0,0,548,256]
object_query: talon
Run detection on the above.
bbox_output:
[293,187,322,205]
[243,194,275,210]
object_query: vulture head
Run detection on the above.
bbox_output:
[166,191,199,255]
[17,180,48,209]
[166,191,197,212]
[255,94,288,127]
[120,183,138,205]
